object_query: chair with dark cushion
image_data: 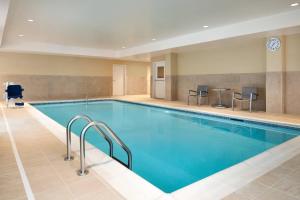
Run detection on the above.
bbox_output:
[5,85,24,107]
[188,85,209,105]
[232,87,258,112]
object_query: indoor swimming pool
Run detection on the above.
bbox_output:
[32,100,299,193]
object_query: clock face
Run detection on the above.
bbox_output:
[266,37,281,52]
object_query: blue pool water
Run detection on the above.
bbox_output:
[33,100,299,193]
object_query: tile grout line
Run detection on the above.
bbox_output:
[254,170,300,200]
[0,105,36,200]
[39,148,76,199]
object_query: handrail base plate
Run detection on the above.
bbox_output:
[77,169,89,176]
[64,155,74,161]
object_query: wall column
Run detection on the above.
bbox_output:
[266,36,286,113]
[165,53,177,101]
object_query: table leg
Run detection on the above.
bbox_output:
[218,90,222,105]
[212,89,228,108]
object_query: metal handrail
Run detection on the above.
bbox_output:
[77,121,132,176]
[96,121,132,169]
[64,115,113,161]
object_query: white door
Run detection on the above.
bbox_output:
[113,65,126,96]
[153,61,166,99]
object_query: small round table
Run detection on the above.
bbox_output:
[212,88,231,108]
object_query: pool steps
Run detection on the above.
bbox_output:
[65,114,132,176]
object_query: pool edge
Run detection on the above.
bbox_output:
[26,99,300,200]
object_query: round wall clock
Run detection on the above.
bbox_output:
[266,37,281,52]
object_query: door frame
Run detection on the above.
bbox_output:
[152,61,166,99]
[154,61,166,81]
[113,64,127,96]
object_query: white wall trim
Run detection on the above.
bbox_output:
[0,41,118,58]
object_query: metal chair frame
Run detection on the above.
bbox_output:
[232,87,258,112]
[188,85,209,105]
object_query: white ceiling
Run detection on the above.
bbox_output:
[0,0,300,60]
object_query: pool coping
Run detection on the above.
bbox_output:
[26,98,300,200]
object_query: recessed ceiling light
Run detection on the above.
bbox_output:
[18,34,24,37]
[203,25,209,28]
[290,2,299,6]
[122,46,126,49]
[152,38,157,41]
[27,19,34,22]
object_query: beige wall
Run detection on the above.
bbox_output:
[153,34,300,114]
[0,53,113,76]
[0,52,150,100]
[285,33,300,114]
[177,38,266,75]
[125,61,150,95]
[175,38,266,110]
[286,34,300,72]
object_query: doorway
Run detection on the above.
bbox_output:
[153,61,166,99]
[113,64,126,96]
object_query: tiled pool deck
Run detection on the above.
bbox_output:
[0,103,124,200]
[1,95,300,200]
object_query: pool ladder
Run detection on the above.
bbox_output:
[64,115,132,176]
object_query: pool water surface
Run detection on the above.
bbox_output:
[33,100,299,193]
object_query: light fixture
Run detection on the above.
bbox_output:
[27,19,34,22]
[18,34,24,37]
[203,25,209,28]
[152,38,157,41]
[122,46,126,49]
[290,2,299,6]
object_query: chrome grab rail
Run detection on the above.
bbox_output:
[64,115,113,161]
[78,121,132,176]
[95,121,132,170]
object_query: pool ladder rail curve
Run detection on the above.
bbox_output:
[65,114,132,176]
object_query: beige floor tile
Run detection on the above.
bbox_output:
[280,155,300,171]
[29,173,66,193]
[54,167,91,184]
[51,159,81,174]
[257,187,299,200]
[21,156,50,168]
[255,173,282,186]
[77,189,124,200]
[269,166,294,176]
[0,164,19,177]
[236,182,271,199]
[222,192,253,200]
[0,173,24,189]
[34,186,74,200]
[25,164,57,180]
[18,152,46,161]
[272,177,300,198]
[0,183,27,200]
[67,176,113,198]
[45,152,66,161]
[255,166,294,186]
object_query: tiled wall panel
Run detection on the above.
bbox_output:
[0,75,112,101]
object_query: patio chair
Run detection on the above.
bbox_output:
[232,87,258,112]
[188,85,209,105]
[5,84,24,107]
